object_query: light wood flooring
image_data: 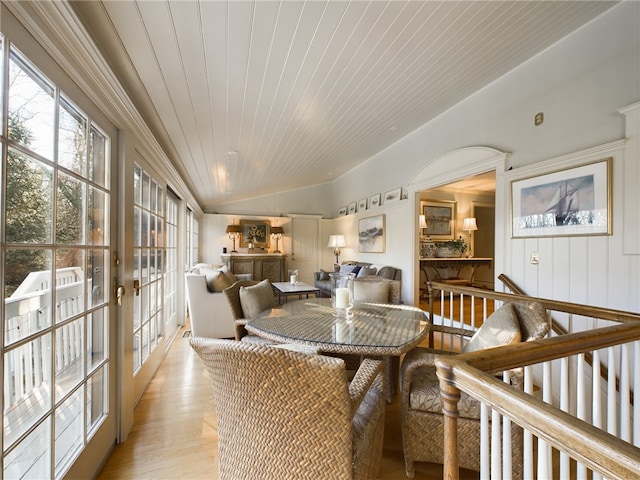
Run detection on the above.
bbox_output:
[97,323,479,479]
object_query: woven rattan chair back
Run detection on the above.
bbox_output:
[190,337,384,480]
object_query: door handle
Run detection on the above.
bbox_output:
[115,285,125,306]
[133,279,141,296]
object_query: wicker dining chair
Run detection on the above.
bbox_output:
[400,300,550,478]
[190,337,386,480]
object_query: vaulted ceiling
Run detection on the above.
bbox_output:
[71,1,617,211]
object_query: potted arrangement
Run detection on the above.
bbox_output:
[435,237,467,258]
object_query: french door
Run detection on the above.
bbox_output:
[130,161,178,403]
[1,33,117,479]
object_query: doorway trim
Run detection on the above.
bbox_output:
[406,146,509,302]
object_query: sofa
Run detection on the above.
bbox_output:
[185,264,240,338]
[313,261,402,303]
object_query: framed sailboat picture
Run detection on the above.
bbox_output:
[511,158,612,238]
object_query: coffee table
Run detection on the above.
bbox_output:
[271,281,320,304]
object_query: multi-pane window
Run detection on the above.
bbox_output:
[1,39,110,479]
[165,194,178,330]
[132,166,164,372]
[185,208,199,269]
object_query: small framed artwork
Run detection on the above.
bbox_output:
[239,219,271,248]
[348,202,357,214]
[370,193,381,208]
[358,198,368,211]
[338,206,348,216]
[384,187,402,203]
[420,200,456,240]
[358,214,385,253]
[511,158,612,238]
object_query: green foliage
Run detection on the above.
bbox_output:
[3,113,52,295]
[435,237,467,253]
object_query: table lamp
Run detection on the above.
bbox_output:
[462,217,478,237]
[328,234,347,264]
[462,217,478,258]
[419,214,427,236]
[270,226,284,253]
[225,224,241,253]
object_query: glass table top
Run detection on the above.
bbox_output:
[247,298,429,356]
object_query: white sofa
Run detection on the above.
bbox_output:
[185,273,236,338]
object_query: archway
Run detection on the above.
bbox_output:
[406,147,509,303]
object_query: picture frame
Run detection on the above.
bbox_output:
[348,202,357,214]
[338,206,347,216]
[358,198,368,211]
[384,187,402,203]
[369,193,381,208]
[239,219,271,248]
[511,158,612,238]
[420,200,456,240]
[358,214,385,253]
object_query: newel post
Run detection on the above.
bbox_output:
[437,362,461,480]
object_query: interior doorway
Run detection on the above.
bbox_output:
[407,146,508,304]
[472,203,496,289]
[418,171,496,290]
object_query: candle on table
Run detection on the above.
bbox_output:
[335,287,350,309]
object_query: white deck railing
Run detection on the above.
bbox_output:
[4,268,85,412]
[427,281,640,479]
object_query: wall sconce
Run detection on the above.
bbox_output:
[462,217,478,237]
[328,234,347,264]
[225,224,242,253]
[270,226,284,253]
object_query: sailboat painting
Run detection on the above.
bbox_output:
[511,159,611,238]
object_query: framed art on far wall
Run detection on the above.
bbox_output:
[384,187,401,203]
[511,158,612,238]
[239,219,271,248]
[370,193,381,208]
[358,198,368,211]
[358,214,385,253]
[420,200,456,240]
[348,202,357,214]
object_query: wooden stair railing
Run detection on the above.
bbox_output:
[498,272,633,406]
[426,281,640,480]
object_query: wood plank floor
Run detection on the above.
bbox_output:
[97,326,479,479]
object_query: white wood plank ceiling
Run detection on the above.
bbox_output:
[71,1,617,211]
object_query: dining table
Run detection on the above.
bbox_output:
[246,298,430,400]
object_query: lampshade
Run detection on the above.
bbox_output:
[225,224,241,234]
[328,234,347,248]
[462,217,478,231]
[419,215,428,229]
[271,226,284,235]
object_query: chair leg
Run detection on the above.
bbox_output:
[404,458,415,479]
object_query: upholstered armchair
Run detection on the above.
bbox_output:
[400,301,550,478]
[353,276,401,304]
[189,337,386,480]
[222,279,274,341]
